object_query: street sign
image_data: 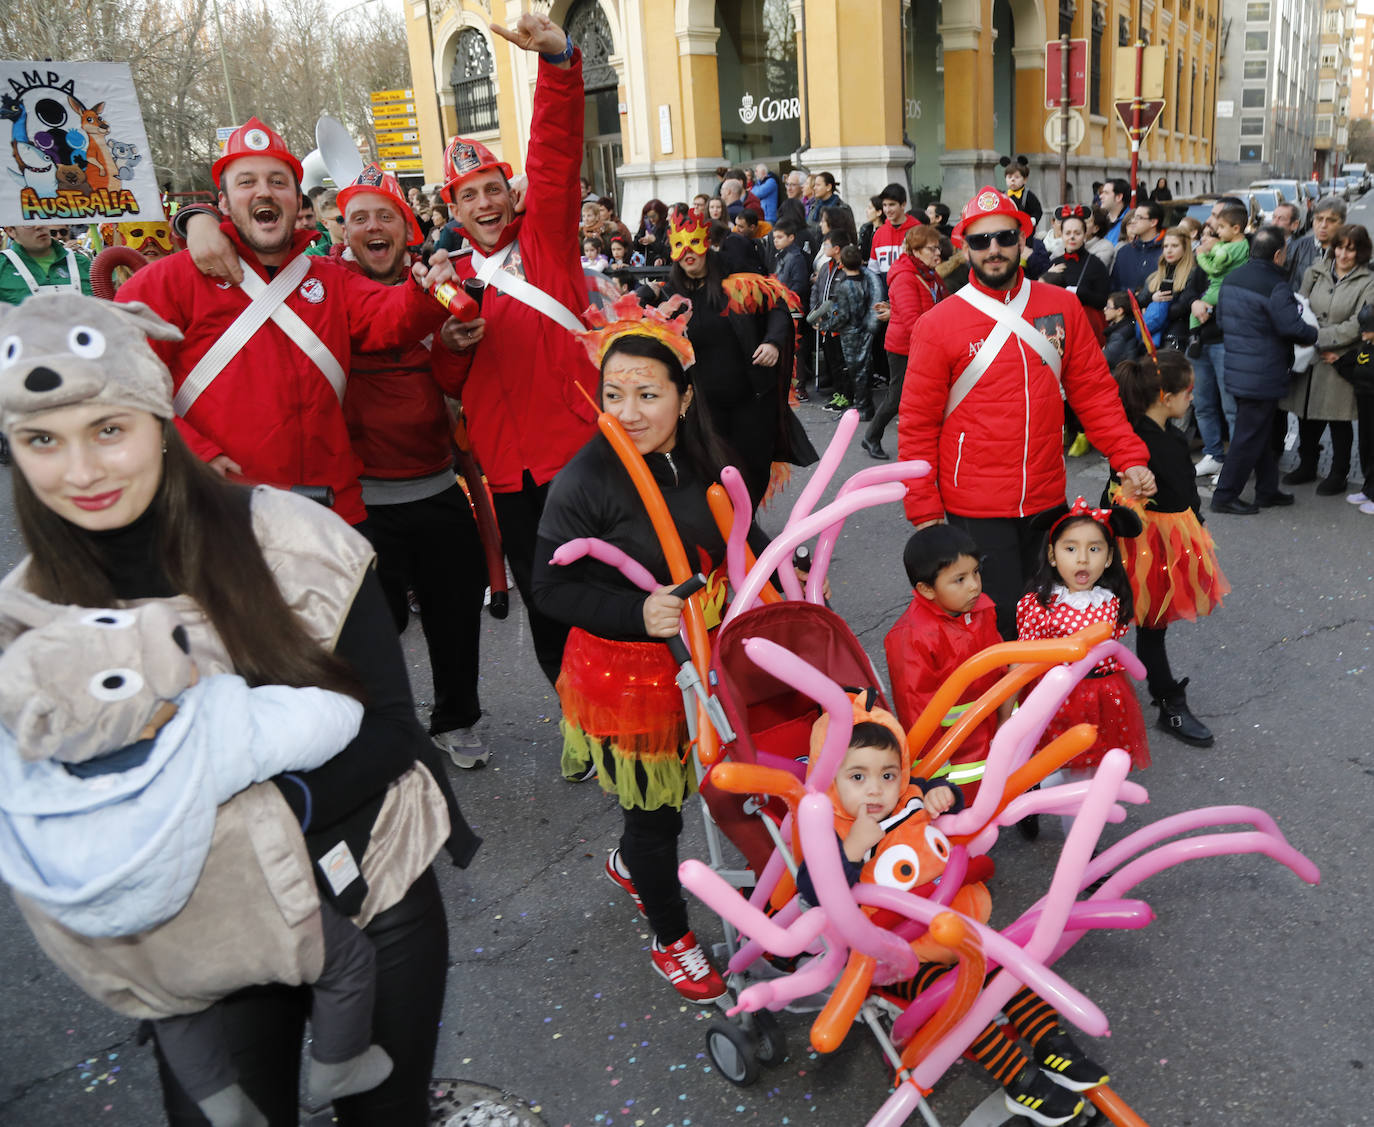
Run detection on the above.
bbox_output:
[1113,98,1166,140]
[1044,109,1086,151]
[377,144,421,158]
[381,158,425,172]
[1113,45,1165,100]
[371,101,416,118]
[370,88,414,103]
[373,116,418,132]
[1045,39,1088,108]
[374,130,419,145]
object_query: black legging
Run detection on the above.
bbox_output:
[619,805,689,946]
[1134,625,1176,702]
[865,350,908,447]
[155,868,449,1126]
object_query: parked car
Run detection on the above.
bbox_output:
[1162,195,1264,233]
[1218,189,1271,228]
[1251,179,1309,227]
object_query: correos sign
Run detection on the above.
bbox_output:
[738,92,801,125]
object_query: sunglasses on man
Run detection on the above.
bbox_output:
[964,228,1020,251]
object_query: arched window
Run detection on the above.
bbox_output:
[451,27,498,134]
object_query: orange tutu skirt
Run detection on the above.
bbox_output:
[556,628,694,810]
[1119,508,1230,628]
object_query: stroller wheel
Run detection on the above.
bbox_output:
[706,1018,761,1087]
[751,1009,787,1066]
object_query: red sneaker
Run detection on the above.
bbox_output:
[650,931,727,1004]
[605,849,644,916]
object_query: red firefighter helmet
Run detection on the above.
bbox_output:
[337,163,424,246]
[439,136,513,206]
[950,186,1034,248]
[212,117,304,189]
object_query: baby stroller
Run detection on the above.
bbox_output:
[669,413,1321,1125]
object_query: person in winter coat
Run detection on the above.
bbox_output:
[0,595,390,1127]
[1001,156,1043,231]
[898,187,1155,638]
[1212,226,1320,514]
[1102,292,1142,367]
[1138,227,1205,351]
[864,224,946,459]
[0,291,477,1126]
[1041,206,1109,342]
[752,163,780,223]
[1109,201,1165,295]
[634,198,671,266]
[661,212,817,506]
[818,245,884,420]
[806,172,845,223]
[1281,223,1374,495]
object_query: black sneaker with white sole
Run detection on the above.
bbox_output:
[1037,1028,1109,1091]
[1003,1063,1085,1125]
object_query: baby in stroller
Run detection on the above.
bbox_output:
[795,697,1109,1126]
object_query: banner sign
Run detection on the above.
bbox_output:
[1,61,164,225]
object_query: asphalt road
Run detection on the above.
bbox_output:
[0,264,1370,1127]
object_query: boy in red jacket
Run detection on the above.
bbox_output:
[884,525,1009,786]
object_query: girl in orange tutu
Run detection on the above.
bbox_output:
[1105,350,1230,746]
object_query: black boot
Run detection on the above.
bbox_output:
[1155,678,1213,747]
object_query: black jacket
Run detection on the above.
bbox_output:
[774,243,811,311]
[1215,259,1319,399]
[1103,318,1141,368]
[1045,250,1109,311]
[1102,415,1201,516]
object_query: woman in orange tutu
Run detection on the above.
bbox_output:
[531,296,751,1006]
[1105,350,1230,746]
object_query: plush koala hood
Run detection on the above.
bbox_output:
[0,587,194,763]
[0,293,182,431]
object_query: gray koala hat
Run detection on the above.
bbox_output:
[0,292,183,431]
[0,587,194,763]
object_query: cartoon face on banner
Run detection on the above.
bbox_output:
[1,62,164,227]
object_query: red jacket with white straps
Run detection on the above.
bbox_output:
[117,223,448,524]
[897,271,1147,525]
[430,52,599,495]
[332,248,453,481]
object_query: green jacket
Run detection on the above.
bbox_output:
[0,243,94,305]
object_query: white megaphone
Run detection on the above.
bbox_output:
[315,114,366,189]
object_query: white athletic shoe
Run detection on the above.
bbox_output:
[1360,501,1374,516]
[1194,454,1224,477]
[1346,491,1370,505]
[433,727,489,769]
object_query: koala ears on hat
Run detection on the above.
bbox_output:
[0,586,63,632]
[107,299,185,344]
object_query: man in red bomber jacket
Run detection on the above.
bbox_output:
[898,187,1156,638]
[118,118,455,527]
[431,11,600,687]
[330,164,490,769]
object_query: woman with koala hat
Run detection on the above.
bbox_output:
[0,291,478,1125]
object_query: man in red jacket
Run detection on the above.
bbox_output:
[118,118,458,526]
[898,187,1156,637]
[431,11,599,686]
[332,164,491,767]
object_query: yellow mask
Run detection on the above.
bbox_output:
[117,221,175,258]
[669,213,710,261]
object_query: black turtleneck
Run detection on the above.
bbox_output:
[74,497,178,600]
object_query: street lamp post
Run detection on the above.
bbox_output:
[211,0,238,125]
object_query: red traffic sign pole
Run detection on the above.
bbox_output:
[1130,42,1143,207]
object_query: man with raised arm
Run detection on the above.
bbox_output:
[429,12,601,688]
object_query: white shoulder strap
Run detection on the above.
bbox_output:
[471,240,585,336]
[3,248,81,295]
[945,281,1063,419]
[238,266,346,402]
[175,255,330,416]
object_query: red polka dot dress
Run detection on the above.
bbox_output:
[1016,586,1150,770]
